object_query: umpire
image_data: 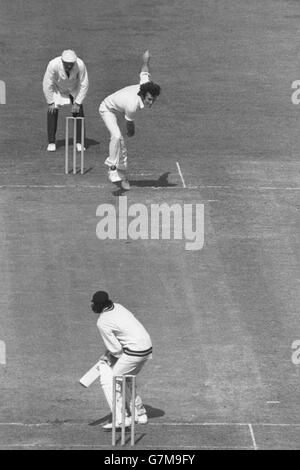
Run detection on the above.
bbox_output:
[43,49,89,152]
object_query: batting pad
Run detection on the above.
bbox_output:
[99,361,114,411]
[126,380,145,415]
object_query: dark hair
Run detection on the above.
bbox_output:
[91,291,112,313]
[138,81,161,100]
[92,299,113,314]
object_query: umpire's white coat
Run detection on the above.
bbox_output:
[43,56,89,105]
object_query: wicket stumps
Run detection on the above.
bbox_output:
[65,116,85,175]
[112,375,136,446]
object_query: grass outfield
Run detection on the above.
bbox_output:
[0,0,300,450]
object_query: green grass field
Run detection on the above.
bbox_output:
[0,0,300,450]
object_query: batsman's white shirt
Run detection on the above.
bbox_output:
[97,303,152,358]
[43,56,89,105]
[102,72,150,121]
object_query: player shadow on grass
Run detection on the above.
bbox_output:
[88,404,165,427]
[56,137,100,149]
[112,172,177,197]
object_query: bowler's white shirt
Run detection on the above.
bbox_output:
[103,72,150,121]
[97,303,152,358]
[43,56,89,105]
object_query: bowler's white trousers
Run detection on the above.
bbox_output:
[99,101,128,170]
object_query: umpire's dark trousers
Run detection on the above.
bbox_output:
[47,95,85,144]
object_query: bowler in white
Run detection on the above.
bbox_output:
[99,50,161,190]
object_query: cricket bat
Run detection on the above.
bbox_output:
[79,361,101,388]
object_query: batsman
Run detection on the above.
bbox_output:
[90,291,153,430]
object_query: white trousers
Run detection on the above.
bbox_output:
[99,102,128,170]
[99,354,151,423]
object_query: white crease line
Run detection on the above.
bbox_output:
[0,185,91,189]
[0,444,253,449]
[250,423,300,427]
[1,183,299,192]
[1,421,300,427]
[192,185,300,191]
[248,424,258,450]
[0,423,53,426]
[150,422,300,427]
[0,184,217,198]
[176,162,186,188]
